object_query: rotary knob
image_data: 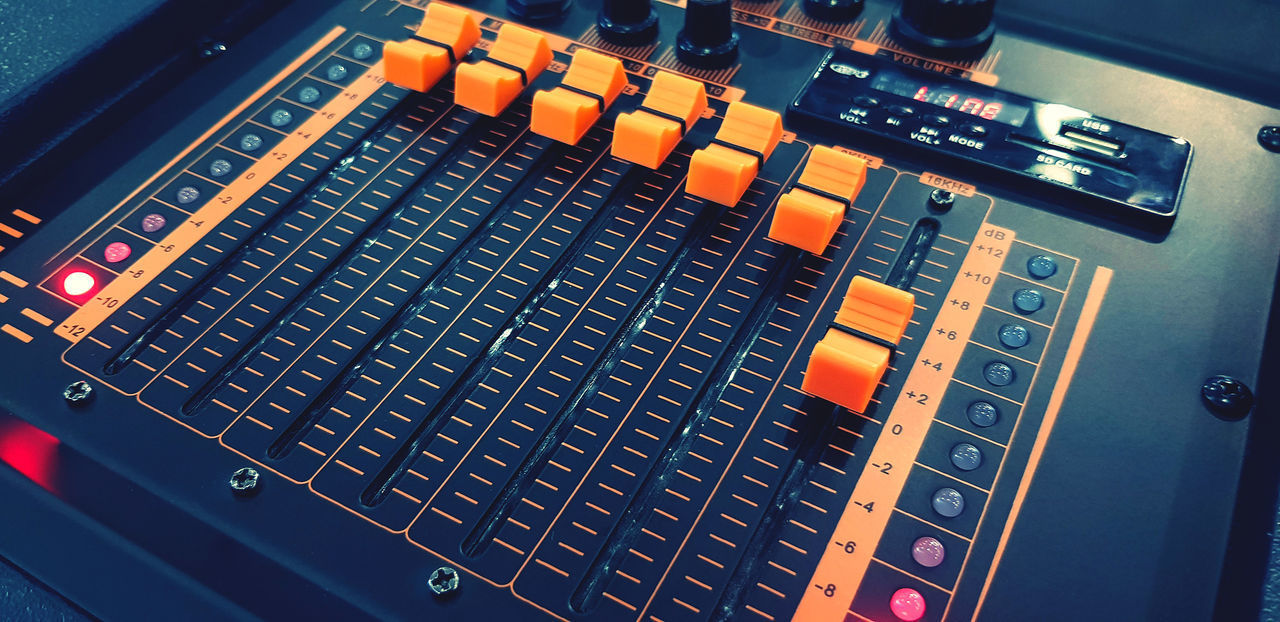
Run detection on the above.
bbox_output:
[597,0,659,46]
[676,0,740,69]
[803,0,864,23]
[507,0,573,21]
[891,0,996,57]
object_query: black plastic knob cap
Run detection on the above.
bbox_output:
[507,0,573,21]
[891,0,996,57]
[676,0,740,69]
[802,0,864,23]
[598,0,659,46]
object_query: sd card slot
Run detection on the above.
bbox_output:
[458,198,729,558]
[102,95,419,376]
[1007,133,1129,169]
[1058,127,1124,158]
[570,249,802,613]
[182,112,487,417]
[357,163,644,505]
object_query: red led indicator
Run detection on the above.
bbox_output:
[0,418,60,493]
[62,271,96,297]
[47,264,107,305]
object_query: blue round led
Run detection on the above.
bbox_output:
[269,109,293,127]
[932,487,965,518]
[175,186,200,205]
[967,401,999,427]
[1027,255,1058,279]
[998,324,1029,349]
[327,63,349,82]
[298,86,320,104]
[950,443,983,471]
[984,361,1015,387]
[352,42,374,60]
[209,159,233,178]
[1012,288,1044,314]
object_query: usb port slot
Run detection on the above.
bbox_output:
[1059,126,1125,158]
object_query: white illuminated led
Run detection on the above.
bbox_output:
[62,271,96,296]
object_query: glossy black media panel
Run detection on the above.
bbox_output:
[789,47,1192,224]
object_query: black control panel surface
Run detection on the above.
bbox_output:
[0,0,1276,621]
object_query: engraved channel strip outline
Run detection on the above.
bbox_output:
[219,120,601,482]
[56,58,390,344]
[44,26,352,269]
[299,133,643,542]
[102,82,415,382]
[791,223,1015,621]
[173,103,489,419]
[968,266,1111,621]
[935,237,1082,621]
[628,184,979,621]
[710,218,972,620]
[304,103,768,540]
[514,147,832,615]
[504,163,906,616]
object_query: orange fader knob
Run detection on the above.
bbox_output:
[612,71,707,169]
[768,145,868,254]
[383,4,482,92]
[803,329,892,413]
[802,276,914,412]
[834,275,916,345]
[455,23,553,116]
[686,101,783,206]
[531,49,628,145]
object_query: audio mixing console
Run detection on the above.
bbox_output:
[0,0,1276,620]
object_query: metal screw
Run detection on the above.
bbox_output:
[428,566,460,597]
[199,41,229,59]
[63,380,93,404]
[1259,126,1280,153]
[229,467,261,496]
[929,189,955,211]
[1201,375,1254,420]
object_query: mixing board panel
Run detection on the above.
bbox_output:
[0,0,1276,620]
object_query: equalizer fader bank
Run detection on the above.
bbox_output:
[0,0,1276,620]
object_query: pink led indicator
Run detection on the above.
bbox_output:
[911,536,946,568]
[140,213,166,233]
[890,587,926,621]
[103,242,132,263]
